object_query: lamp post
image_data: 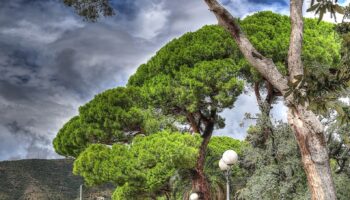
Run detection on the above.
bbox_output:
[219,150,238,200]
[189,192,199,200]
[79,184,83,200]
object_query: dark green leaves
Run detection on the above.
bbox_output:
[283,63,350,125]
[241,11,341,85]
[307,0,344,23]
[63,0,114,21]
[128,25,244,127]
[73,131,202,198]
[53,87,175,158]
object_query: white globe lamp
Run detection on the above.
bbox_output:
[222,150,238,165]
[189,192,199,200]
[219,158,230,171]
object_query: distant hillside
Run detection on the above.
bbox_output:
[0,159,114,200]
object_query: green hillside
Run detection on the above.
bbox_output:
[0,159,114,200]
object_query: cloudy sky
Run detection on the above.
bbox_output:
[0,0,347,161]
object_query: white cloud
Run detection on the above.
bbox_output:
[1,20,61,44]
[133,2,170,39]
[0,18,84,44]
[224,0,290,18]
[217,91,260,140]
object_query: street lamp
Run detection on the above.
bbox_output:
[189,192,199,200]
[219,150,238,200]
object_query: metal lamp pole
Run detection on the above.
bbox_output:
[219,150,238,200]
[225,169,230,200]
[79,184,83,200]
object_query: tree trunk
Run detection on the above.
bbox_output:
[187,112,201,133]
[254,81,274,144]
[192,121,214,200]
[254,81,279,163]
[288,105,337,200]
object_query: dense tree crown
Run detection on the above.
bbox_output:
[63,0,114,21]
[128,24,245,199]
[128,25,244,129]
[53,87,175,157]
[72,131,245,199]
[73,131,202,199]
[54,22,248,199]
[55,12,342,158]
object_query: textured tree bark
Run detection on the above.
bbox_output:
[187,111,214,199]
[288,105,337,200]
[192,121,214,200]
[187,112,201,134]
[288,0,304,81]
[204,0,337,199]
[286,1,336,199]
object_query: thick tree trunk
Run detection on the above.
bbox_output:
[288,105,337,200]
[192,121,214,200]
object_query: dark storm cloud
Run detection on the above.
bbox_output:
[0,0,289,160]
[0,0,156,160]
[51,48,84,93]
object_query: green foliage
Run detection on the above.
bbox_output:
[63,0,114,21]
[53,12,347,199]
[239,115,350,200]
[205,137,248,198]
[327,115,350,179]
[74,135,247,200]
[55,22,247,200]
[307,0,344,23]
[333,171,350,200]
[128,25,244,128]
[155,136,247,199]
[207,136,245,157]
[129,25,240,87]
[53,87,175,158]
[53,116,89,157]
[335,22,350,34]
[240,11,341,82]
[239,122,309,200]
[283,20,350,123]
[73,131,202,199]
[0,159,114,200]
